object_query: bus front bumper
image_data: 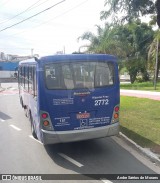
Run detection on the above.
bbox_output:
[41,122,119,145]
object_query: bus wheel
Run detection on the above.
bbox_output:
[29,112,37,139]
[24,106,29,118]
[20,97,23,108]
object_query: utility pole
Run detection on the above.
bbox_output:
[63,46,65,54]
[154,39,159,90]
[31,48,34,57]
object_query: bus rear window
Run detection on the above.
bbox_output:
[45,61,115,90]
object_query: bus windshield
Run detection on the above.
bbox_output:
[45,61,114,90]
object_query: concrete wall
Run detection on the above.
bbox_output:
[0,71,16,78]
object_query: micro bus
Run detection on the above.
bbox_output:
[18,54,120,145]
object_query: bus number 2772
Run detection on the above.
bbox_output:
[95,99,109,106]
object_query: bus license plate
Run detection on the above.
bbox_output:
[77,113,90,119]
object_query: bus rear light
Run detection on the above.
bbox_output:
[40,111,54,131]
[41,113,48,119]
[43,120,49,126]
[111,105,120,124]
[114,106,119,112]
[114,113,119,119]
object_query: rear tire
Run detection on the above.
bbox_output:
[24,106,29,118]
[20,97,23,108]
[29,111,37,139]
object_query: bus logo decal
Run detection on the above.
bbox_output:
[74,91,90,96]
[53,98,74,105]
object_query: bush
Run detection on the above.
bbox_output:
[135,76,144,83]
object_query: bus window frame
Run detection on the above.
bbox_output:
[44,61,116,90]
[19,64,37,97]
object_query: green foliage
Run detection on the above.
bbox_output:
[135,76,144,83]
[155,0,160,27]
[120,96,160,147]
[148,30,160,81]
[101,0,155,24]
[120,81,160,91]
[79,21,154,83]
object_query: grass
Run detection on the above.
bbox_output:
[120,81,160,92]
[120,96,160,151]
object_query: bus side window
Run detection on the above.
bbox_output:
[27,66,30,92]
[95,63,111,87]
[28,66,33,94]
[46,74,54,88]
[33,66,37,97]
[19,66,22,85]
[62,64,74,89]
[24,66,28,90]
[108,63,114,84]
[20,67,22,85]
[23,66,25,88]
[45,65,62,89]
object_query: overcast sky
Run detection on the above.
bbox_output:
[0,0,105,56]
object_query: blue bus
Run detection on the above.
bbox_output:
[18,54,120,145]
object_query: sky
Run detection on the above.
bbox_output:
[0,0,105,56]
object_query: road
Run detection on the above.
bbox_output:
[0,83,160,183]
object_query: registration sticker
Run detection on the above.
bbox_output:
[76,113,90,119]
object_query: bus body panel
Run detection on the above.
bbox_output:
[40,86,119,132]
[41,123,119,144]
[18,54,120,144]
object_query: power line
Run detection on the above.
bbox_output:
[1,0,89,38]
[35,0,89,27]
[0,0,55,25]
[0,0,66,33]
[24,0,54,12]
[0,0,42,25]
[0,47,32,50]
[0,0,10,7]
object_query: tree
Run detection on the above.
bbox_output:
[100,0,159,27]
[78,24,113,53]
[78,30,101,53]
[156,0,160,27]
[113,21,154,83]
[78,23,132,56]
[148,30,160,80]
[79,21,154,83]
